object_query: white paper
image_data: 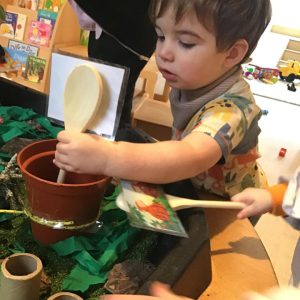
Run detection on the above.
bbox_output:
[47,52,127,139]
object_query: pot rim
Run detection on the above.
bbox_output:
[18,141,110,187]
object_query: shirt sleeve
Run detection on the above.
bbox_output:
[266,183,288,216]
[190,98,246,160]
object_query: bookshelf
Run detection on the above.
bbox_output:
[0,0,81,94]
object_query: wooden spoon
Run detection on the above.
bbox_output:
[57,64,103,183]
[116,192,245,212]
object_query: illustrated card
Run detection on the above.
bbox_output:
[119,180,188,237]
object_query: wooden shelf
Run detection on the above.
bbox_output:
[277,38,300,67]
[0,1,81,94]
[271,25,300,39]
[56,44,88,58]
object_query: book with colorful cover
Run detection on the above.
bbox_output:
[43,0,63,13]
[0,47,29,78]
[28,20,52,46]
[31,0,40,10]
[8,40,39,57]
[24,55,46,83]
[0,11,18,39]
[16,0,39,10]
[37,9,57,36]
[38,0,45,10]
[80,29,89,47]
[15,0,26,9]
[14,12,27,41]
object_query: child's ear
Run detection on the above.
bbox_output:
[224,39,249,67]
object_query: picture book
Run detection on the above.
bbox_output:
[0,6,4,22]
[31,0,40,10]
[28,20,52,46]
[43,0,63,13]
[38,0,45,10]
[80,29,89,47]
[15,0,26,9]
[0,47,29,78]
[37,9,57,35]
[24,55,46,83]
[8,40,39,57]
[14,12,27,41]
[0,11,18,39]
[16,0,39,10]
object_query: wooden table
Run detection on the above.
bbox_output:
[199,209,278,300]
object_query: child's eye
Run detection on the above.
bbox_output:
[179,41,195,49]
[157,35,165,42]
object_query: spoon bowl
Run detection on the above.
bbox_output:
[57,64,103,183]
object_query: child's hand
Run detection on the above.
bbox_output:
[231,188,273,219]
[54,130,113,175]
[242,286,300,300]
[101,282,193,300]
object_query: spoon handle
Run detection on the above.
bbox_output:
[169,199,245,210]
[57,169,67,184]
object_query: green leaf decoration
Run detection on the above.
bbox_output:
[0,5,5,22]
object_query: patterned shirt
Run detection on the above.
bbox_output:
[174,78,267,197]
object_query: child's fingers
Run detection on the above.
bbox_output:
[237,206,254,219]
[57,130,71,142]
[232,195,254,219]
[150,281,173,297]
[150,281,193,299]
[231,191,253,205]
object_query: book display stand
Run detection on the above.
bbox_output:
[0,0,81,94]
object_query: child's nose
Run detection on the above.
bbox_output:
[156,43,174,62]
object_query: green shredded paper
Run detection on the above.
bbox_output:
[0,187,156,298]
[0,106,158,299]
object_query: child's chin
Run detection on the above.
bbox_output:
[166,81,183,89]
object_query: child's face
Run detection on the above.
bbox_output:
[154,6,230,90]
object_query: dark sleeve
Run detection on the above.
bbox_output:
[73,0,157,57]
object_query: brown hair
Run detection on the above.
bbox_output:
[150,0,271,63]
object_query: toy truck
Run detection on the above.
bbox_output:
[279,60,300,82]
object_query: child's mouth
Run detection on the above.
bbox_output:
[160,68,177,81]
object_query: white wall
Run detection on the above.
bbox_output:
[250,0,300,68]
[271,0,300,28]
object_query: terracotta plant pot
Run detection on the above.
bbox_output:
[0,253,43,300]
[17,139,111,245]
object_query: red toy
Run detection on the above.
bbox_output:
[278,148,287,157]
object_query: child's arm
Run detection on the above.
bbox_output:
[231,184,287,219]
[54,129,222,183]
